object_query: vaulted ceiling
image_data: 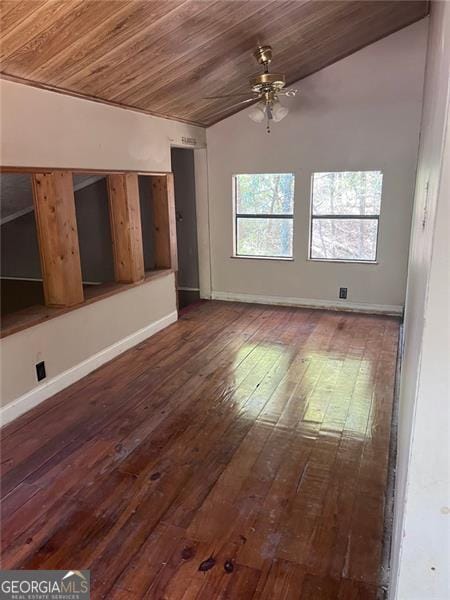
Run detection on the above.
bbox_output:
[0,0,429,126]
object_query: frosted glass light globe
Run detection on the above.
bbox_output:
[248,102,266,123]
[272,101,289,122]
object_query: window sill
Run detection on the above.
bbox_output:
[230,255,294,262]
[307,258,379,265]
[0,269,173,339]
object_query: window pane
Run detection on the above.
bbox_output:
[237,217,293,257]
[311,218,378,261]
[236,173,295,215]
[311,171,382,216]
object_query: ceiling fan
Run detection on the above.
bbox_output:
[204,45,299,133]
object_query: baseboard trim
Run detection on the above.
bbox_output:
[211,291,403,316]
[0,310,178,427]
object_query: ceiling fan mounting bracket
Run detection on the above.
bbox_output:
[253,45,273,67]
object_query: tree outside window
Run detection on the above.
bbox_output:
[310,171,383,262]
[233,173,295,259]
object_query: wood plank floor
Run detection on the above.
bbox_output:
[0,301,400,599]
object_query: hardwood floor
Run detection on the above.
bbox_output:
[0,301,399,599]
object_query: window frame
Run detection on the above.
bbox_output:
[232,173,295,261]
[308,171,382,264]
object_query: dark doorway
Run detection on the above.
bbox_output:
[171,148,200,309]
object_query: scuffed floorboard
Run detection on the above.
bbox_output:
[0,301,399,599]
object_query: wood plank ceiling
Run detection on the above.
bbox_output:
[0,0,429,126]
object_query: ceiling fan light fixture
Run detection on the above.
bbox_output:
[272,101,289,122]
[203,45,299,132]
[248,102,266,123]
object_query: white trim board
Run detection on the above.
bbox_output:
[0,206,34,225]
[0,310,178,427]
[211,291,403,316]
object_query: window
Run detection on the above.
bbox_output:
[233,173,295,259]
[309,171,383,262]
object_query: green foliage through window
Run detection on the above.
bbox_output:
[234,173,295,258]
[310,171,383,261]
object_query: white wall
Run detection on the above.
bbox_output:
[0,81,205,420]
[206,20,428,313]
[391,3,450,599]
[0,79,205,171]
[0,272,177,424]
[194,148,212,299]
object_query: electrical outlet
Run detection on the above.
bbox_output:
[36,361,46,382]
[339,287,348,299]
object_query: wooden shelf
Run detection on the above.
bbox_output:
[0,269,173,339]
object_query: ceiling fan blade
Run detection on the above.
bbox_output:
[278,89,300,97]
[221,97,259,111]
[203,93,257,99]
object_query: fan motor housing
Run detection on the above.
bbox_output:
[249,72,286,93]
